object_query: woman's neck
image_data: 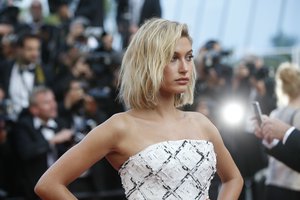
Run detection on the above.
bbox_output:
[130,97,183,121]
[155,94,187,121]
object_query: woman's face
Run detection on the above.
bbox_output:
[160,37,194,95]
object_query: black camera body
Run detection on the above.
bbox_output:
[204,50,231,68]
[86,52,113,75]
[73,119,97,143]
[202,40,232,74]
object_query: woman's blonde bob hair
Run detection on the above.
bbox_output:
[118,18,196,109]
[275,62,300,101]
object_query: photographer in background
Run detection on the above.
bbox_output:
[193,40,233,123]
[9,86,74,200]
[52,47,93,103]
[90,31,118,88]
[84,30,125,117]
[59,79,124,198]
[60,79,105,133]
[194,40,233,102]
[193,41,269,200]
[192,40,234,199]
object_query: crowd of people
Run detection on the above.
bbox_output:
[0,0,154,199]
[0,1,299,200]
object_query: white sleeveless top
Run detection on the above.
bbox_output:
[119,139,217,200]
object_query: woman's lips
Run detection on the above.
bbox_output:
[175,77,189,84]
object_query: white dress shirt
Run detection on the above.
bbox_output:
[9,63,35,119]
[33,117,58,167]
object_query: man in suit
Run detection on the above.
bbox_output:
[116,0,161,48]
[255,116,300,173]
[9,86,73,200]
[72,0,105,27]
[0,33,49,120]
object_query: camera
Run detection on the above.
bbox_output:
[203,49,231,68]
[202,40,232,75]
[86,52,113,75]
[73,119,97,143]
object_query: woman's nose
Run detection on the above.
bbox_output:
[179,60,189,73]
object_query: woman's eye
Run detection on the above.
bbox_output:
[186,55,194,61]
[171,56,178,62]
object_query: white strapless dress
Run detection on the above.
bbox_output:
[119,139,217,200]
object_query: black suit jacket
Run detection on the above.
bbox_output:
[139,0,162,25]
[0,60,48,95]
[266,129,300,173]
[0,60,14,94]
[9,111,71,199]
[74,0,105,27]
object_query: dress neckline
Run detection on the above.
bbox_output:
[118,139,213,172]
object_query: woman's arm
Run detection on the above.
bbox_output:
[208,123,243,200]
[35,114,124,199]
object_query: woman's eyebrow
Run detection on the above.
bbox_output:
[187,49,193,54]
[173,49,193,55]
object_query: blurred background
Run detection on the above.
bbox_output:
[161,0,300,72]
[0,0,299,200]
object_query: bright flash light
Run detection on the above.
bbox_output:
[221,101,245,127]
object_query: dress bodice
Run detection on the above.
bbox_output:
[119,139,217,200]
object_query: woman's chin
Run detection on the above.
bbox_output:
[175,90,187,95]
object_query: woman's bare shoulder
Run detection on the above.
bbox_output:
[98,111,134,133]
[184,111,214,125]
[81,111,135,151]
[183,111,219,138]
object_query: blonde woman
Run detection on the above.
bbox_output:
[262,62,300,200]
[35,18,243,200]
